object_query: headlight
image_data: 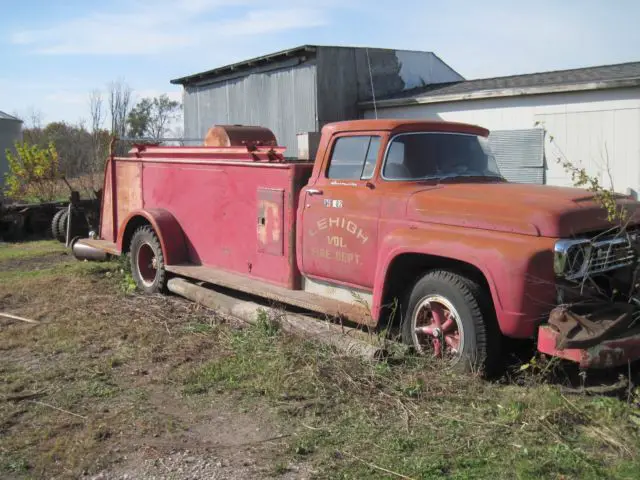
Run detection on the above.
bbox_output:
[554,239,590,279]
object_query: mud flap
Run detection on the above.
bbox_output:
[537,302,640,368]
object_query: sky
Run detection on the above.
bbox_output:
[1,0,639,129]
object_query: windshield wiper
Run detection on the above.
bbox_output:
[435,172,505,183]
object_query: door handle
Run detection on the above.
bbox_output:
[307,189,323,196]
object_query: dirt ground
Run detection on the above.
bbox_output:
[0,243,311,479]
[2,241,640,480]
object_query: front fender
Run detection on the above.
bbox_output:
[372,224,557,338]
[117,208,188,265]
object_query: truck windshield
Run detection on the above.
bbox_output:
[382,132,503,181]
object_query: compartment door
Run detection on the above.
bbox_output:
[257,188,284,256]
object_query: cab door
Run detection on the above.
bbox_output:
[300,133,382,289]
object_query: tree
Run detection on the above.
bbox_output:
[127,94,181,140]
[127,98,153,138]
[25,107,44,129]
[4,141,61,202]
[85,90,109,196]
[90,89,105,133]
[108,79,132,138]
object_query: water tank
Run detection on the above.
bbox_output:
[0,111,23,200]
[204,125,277,147]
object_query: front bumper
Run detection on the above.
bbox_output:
[537,302,640,369]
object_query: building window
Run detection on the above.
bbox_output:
[326,136,381,180]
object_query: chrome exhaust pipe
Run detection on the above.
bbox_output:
[71,238,109,261]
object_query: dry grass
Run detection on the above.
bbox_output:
[1,241,640,479]
[0,243,287,479]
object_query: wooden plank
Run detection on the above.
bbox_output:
[167,278,385,360]
[0,312,38,324]
[165,264,374,326]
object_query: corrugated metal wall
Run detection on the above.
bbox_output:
[183,62,318,154]
[315,47,463,128]
[488,128,545,184]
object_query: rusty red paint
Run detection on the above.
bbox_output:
[116,209,188,265]
[537,325,640,368]
[204,125,278,148]
[89,119,640,361]
[102,127,313,289]
[257,188,285,256]
[99,159,114,241]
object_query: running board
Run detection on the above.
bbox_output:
[165,264,374,326]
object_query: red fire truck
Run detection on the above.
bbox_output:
[73,119,640,372]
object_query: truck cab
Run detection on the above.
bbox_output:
[73,119,640,373]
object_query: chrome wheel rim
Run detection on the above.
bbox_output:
[137,243,157,287]
[411,295,464,360]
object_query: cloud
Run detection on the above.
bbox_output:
[45,91,90,106]
[10,1,328,55]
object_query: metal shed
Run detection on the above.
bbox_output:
[0,111,23,199]
[171,45,463,152]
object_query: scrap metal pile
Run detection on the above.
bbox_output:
[540,228,640,368]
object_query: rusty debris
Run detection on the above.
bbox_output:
[548,302,637,350]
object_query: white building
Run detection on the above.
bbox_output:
[360,62,640,196]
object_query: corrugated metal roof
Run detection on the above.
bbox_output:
[0,110,22,122]
[170,44,445,86]
[171,45,319,85]
[360,61,640,107]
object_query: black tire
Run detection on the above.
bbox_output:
[129,225,167,294]
[51,209,65,239]
[401,270,498,374]
[56,210,69,242]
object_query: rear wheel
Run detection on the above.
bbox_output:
[56,210,69,242]
[50,209,65,239]
[401,270,496,374]
[129,225,167,294]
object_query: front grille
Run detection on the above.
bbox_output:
[554,232,639,280]
[586,238,636,276]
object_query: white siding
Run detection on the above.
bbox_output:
[364,88,640,195]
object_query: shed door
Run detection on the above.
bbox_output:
[488,128,545,184]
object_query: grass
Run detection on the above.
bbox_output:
[0,240,66,261]
[178,318,640,479]
[1,240,640,479]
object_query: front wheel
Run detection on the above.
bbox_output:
[129,225,167,294]
[401,270,497,374]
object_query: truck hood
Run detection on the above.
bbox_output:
[406,182,640,237]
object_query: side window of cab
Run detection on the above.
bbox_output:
[326,136,380,180]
